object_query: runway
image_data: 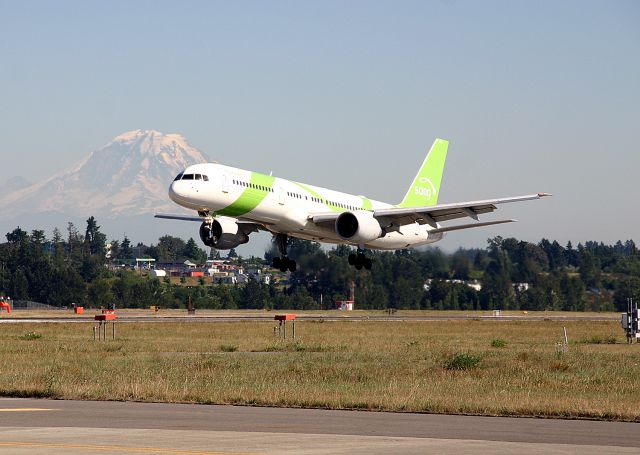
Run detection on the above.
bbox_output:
[0,312,619,324]
[0,398,637,454]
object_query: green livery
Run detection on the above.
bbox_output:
[216,138,447,217]
[216,172,275,217]
[397,138,448,208]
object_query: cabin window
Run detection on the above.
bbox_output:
[195,174,202,180]
[182,174,194,180]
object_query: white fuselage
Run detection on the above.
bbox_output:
[169,163,443,250]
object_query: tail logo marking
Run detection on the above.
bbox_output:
[415,177,437,199]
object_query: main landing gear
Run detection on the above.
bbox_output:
[348,250,372,270]
[272,233,297,273]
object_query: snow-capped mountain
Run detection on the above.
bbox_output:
[4,176,31,194]
[0,129,209,218]
[0,130,212,243]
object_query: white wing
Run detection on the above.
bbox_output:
[310,193,550,232]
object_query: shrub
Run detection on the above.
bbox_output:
[580,335,617,345]
[490,338,507,348]
[219,344,238,352]
[19,332,42,340]
[444,353,481,370]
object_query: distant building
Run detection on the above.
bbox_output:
[513,283,530,292]
[135,258,156,270]
[247,268,271,285]
[212,274,238,285]
[424,279,482,291]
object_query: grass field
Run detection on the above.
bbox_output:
[1,318,639,421]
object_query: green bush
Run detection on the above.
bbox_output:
[490,338,507,348]
[19,332,42,340]
[219,344,238,352]
[580,335,617,345]
[444,353,481,370]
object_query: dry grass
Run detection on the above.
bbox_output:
[0,319,638,421]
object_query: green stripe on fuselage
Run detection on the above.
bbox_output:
[292,181,341,213]
[216,172,275,217]
[292,182,374,213]
[359,196,373,211]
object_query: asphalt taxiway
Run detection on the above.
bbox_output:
[0,398,638,454]
[0,313,619,324]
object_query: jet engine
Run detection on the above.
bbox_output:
[335,211,383,244]
[199,217,249,249]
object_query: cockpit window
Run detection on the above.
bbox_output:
[176,173,209,181]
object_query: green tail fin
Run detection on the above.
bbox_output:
[398,138,449,208]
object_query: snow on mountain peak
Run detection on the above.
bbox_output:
[108,129,198,158]
[0,130,211,219]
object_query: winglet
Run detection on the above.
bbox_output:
[538,192,552,197]
[398,138,448,208]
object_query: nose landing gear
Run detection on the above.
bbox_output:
[272,233,297,273]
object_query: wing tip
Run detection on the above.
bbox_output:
[538,192,552,197]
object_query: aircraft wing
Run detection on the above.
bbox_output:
[155,213,203,222]
[310,193,550,231]
[154,213,267,234]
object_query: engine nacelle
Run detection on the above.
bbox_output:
[199,217,249,250]
[335,211,383,244]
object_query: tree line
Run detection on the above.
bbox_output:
[1,216,639,311]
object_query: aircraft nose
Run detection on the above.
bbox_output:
[169,181,182,203]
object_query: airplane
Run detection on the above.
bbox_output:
[156,138,549,272]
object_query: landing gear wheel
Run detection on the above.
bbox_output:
[348,253,357,265]
[273,233,296,273]
[350,250,372,271]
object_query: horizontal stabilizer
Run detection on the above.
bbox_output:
[429,219,516,234]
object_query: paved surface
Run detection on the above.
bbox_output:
[0,398,638,454]
[0,314,619,323]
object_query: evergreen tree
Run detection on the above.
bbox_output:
[84,216,107,256]
[565,241,579,267]
[119,236,133,259]
[480,237,515,310]
[183,238,207,263]
[67,222,84,266]
[51,228,66,267]
[156,235,187,261]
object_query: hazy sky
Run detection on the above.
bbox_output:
[1,1,638,253]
